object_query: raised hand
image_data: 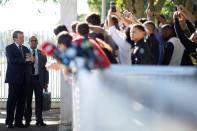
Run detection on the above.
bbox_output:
[25,53,35,63]
[173,11,179,20]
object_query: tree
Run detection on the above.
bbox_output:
[0,0,58,5]
[87,0,110,16]
[117,0,166,17]
[0,0,9,5]
[87,0,166,18]
[1,0,197,19]
[87,0,197,20]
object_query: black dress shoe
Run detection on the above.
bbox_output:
[6,124,14,129]
[36,121,47,126]
[14,123,27,128]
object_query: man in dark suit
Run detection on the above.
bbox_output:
[5,31,34,128]
[24,36,49,127]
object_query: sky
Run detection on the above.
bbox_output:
[0,0,90,31]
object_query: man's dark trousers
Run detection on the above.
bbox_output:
[24,75,43,123]
[6,81,26,125]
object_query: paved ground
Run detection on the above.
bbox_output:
[0,109,72,131]
[0,125,59,131]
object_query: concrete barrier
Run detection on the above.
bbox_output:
[71,66,197,131]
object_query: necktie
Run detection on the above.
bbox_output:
[32,49,36,74]
[33,49,36,57]
[19,45,24,58]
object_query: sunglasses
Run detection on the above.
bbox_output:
[31,40,37,42]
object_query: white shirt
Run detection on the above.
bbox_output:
[168,37,185,65]
[15,42,22,49]
[108,26,132,64]
[30,48,39,75]
[15,43,25,57]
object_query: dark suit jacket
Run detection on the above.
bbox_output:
[5,43,32,85]
[37,49,49,87]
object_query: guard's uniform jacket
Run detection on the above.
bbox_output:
[131,38,154,65]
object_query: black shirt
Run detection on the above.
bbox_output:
[162,42,174,65]
[131,39,154,65]
[174,18,197,65]
[147,34,160,64]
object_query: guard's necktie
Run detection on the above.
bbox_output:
[32,49,36,74]
[19,45,24,58]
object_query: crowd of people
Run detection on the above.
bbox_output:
[47,5,197,70]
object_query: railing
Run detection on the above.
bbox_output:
[0,51,8,102]
[0,51,61,103]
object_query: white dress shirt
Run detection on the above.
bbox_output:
[15,43,20,48]
[15,43,25,57]
[30,48,39,75]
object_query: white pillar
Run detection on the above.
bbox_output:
[59,72,73,131]
[58,1,77,131]
[59,0,77,30]
[101,0,106,23]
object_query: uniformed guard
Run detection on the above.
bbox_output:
[130,24,154,65]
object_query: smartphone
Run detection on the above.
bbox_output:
[174,6,178,11]
[123,10,131,18]
[26,53,31,58]
[110,1,116,12]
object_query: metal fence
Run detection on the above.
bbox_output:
[0,51,8,102]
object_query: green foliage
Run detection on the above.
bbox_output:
[77,14,87,22]
[116,0,124,11]
[87,0,110,15]
[0,0,59,5]
[87,0,131,16]
[36,0,59,2]
[0,0,9,5]
[87,0,101,12]
[161,0,175,22]
[87,0,177,21]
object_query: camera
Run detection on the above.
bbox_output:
[110,0,116,12]
[122,10,130,18]
[174,6,178,11]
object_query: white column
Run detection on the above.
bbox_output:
[101,0,106,23]
[59,72,73,131]
[59,0,77,30]
[58,1,77,131]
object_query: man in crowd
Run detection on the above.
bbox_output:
[161,24,185,65]
[143,21,160,64]
[74,22,111,68]
[86,13,119,56]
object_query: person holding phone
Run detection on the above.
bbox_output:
[110,0,116,12]
[173,9,197,65]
